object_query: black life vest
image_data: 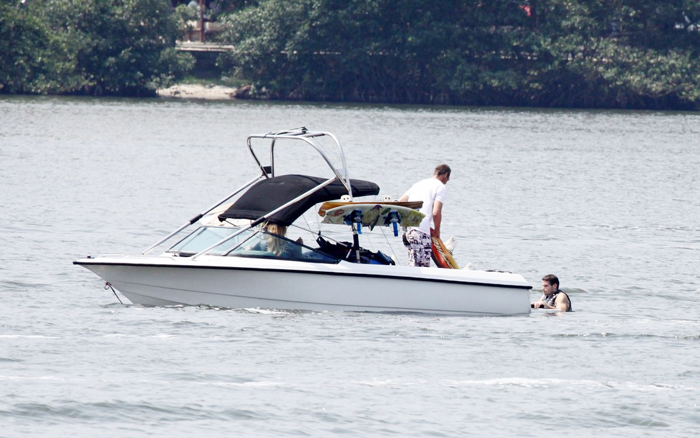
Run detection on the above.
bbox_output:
[544,290,572,311]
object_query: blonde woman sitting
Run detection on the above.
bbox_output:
[251,222,303,258]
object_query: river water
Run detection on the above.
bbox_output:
[1,95,699,437]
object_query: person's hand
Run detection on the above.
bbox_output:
[296,237,303,244]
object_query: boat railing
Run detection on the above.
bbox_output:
[141,173,265,255]
[247,127,353,198]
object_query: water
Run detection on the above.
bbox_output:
[1,95,700,437]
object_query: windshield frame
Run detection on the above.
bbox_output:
[166,226,256,257]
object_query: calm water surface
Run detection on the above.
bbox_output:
[1,96,699,437]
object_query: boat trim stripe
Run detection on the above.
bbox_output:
[73,261,532,290]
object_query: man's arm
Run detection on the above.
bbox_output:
[398,194,409,202]
[432,200,443,238]
[555,293,570,311]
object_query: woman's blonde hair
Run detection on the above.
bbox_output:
[263,222,287,256]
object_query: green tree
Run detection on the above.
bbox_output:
[1,0,194,96]
[0,1,79,93]
[44,0,194,95]
[525,0,700,108]
[217,0,536,103]
[216,0,700,109]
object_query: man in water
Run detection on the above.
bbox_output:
[398,164,451,267]
[531,274,572,311]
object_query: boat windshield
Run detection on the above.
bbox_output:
[168,226,255,256]
[228,231,340,264]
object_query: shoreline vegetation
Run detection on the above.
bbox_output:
[2,0,699,111]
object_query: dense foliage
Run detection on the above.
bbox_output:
[216,0,700,109]
[2,0,698,108]
[1,0,194,96]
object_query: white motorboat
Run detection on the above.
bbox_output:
[75,128,532,316]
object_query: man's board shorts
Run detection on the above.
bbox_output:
[403,228,432,267]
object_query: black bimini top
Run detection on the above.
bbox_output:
[219,174,380,226]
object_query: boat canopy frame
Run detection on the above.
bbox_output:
[142,127,373,258]
[217,174,379,226]
[248,127,353,197]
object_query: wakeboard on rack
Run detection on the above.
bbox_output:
[318,201,424,235]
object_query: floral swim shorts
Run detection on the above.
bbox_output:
[402,229,432,267]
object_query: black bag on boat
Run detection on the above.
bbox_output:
[316,236,394,265]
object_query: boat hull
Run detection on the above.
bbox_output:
[75,256,532,316]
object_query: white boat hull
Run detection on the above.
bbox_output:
[75,256,532,316]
